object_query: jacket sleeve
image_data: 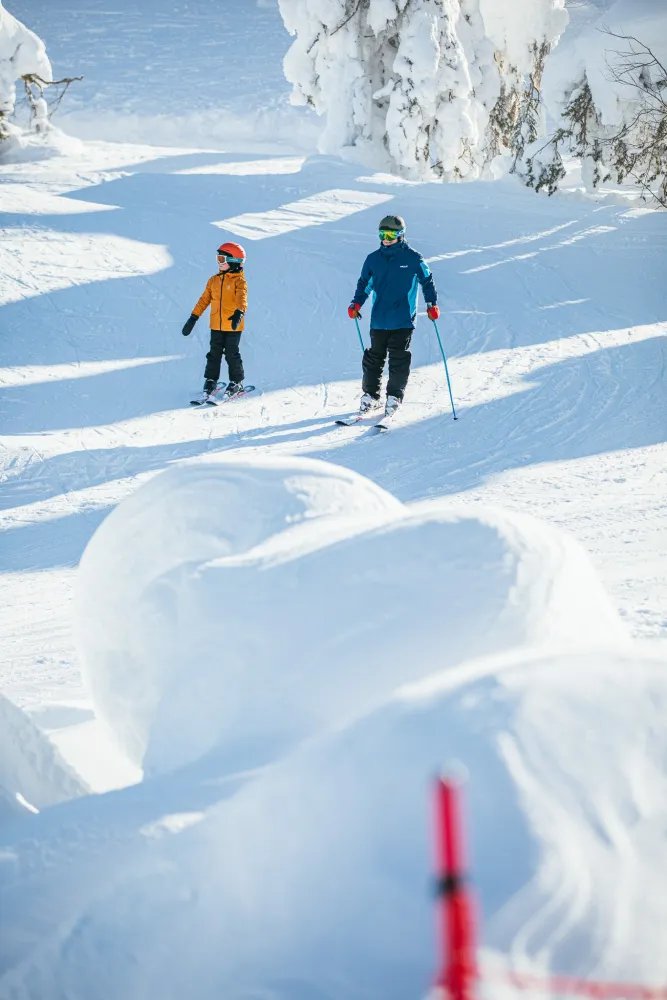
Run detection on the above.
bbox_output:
[192,277,213,317]
[236,274,248,313]
[352,255,374,306]
[416,255,437,306]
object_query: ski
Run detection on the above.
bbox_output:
[190,385,256,407]
[335,405,383,426]
[206,384,256,406]
[374,406,399,431]
[335,413,366,426]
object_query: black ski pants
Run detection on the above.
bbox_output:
[204,329,244,384]
[362,327,413,401]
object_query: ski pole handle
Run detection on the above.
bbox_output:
[354,317,365,351]
[432,319,458,421]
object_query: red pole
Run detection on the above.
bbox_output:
[434,775,478,1000]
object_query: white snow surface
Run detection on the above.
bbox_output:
[75,455,626,776]
[0,0,666,994]
[7,0,318,152]
[2,636,667,995]
[0,692,88,822]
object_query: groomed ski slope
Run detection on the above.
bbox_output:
[0,0,667,993]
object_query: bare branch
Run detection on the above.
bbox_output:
[21,73,84,88]
[21,72,83,123]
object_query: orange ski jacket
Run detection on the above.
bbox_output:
[192,272,248,332]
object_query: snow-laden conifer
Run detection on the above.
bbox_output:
[0,1,51,142]
[278,0,568,180]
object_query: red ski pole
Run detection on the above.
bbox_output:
[433,774,478,1000]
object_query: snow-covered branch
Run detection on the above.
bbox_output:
[525,6,667,207]
[0,1,52,140]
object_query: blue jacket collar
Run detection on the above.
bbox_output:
[379,239,406,259]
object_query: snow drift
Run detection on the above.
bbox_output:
[0,693,88,823]
[1,656,666,998]
[2,456,665,996]
[74,455,626,776]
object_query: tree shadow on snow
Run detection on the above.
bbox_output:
[2,335,665,573]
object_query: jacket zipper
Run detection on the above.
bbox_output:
[219,273,224,331]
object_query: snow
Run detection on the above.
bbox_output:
[0,2,51,117]
[536,0,667,198]
[1,642,667,996]
[216,187,393,239]
[544,0,667,129]
[8,0,318,153]
[0,691,88,822]
[0,0,666,992]
[278,0,569,179]
[74,455,626,776]
[478,0,568,74]
[0,228,172,305]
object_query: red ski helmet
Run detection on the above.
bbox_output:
[218,243,245,271]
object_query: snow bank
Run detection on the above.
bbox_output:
[74,455,626,776]
[0,2,51,140]
[1,650,666,998]
[0,693,88,823]
[2,457,663,994]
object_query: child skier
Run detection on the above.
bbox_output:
[348,214,439,419]
[182,241,248,404]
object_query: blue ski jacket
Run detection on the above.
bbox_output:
[352,239,437,330]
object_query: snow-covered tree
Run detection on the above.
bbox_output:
[528,32,667,205]
[277,0,568,180]
[0,1,52,142]
[521,0,667,206]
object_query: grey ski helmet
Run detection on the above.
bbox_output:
[379,214,406,233]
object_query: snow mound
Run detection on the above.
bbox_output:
[0,693,89,823]
[1,651,666,998]
[74,455,626,776]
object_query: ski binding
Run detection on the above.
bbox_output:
[191,384,256,406]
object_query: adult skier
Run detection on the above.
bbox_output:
[182,241,248,404]
[348,214,439,419]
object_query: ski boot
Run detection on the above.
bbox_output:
[359,392,381,414]
[384,394,400,418]
[224,381,244,398]
[190,379,217,405]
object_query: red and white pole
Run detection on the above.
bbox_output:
[433,774,478,1000]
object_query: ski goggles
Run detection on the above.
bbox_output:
[378,228,404,241]
[217,254,244,264]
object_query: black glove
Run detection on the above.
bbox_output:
[182,314,198,337]
[228,309,244,332]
